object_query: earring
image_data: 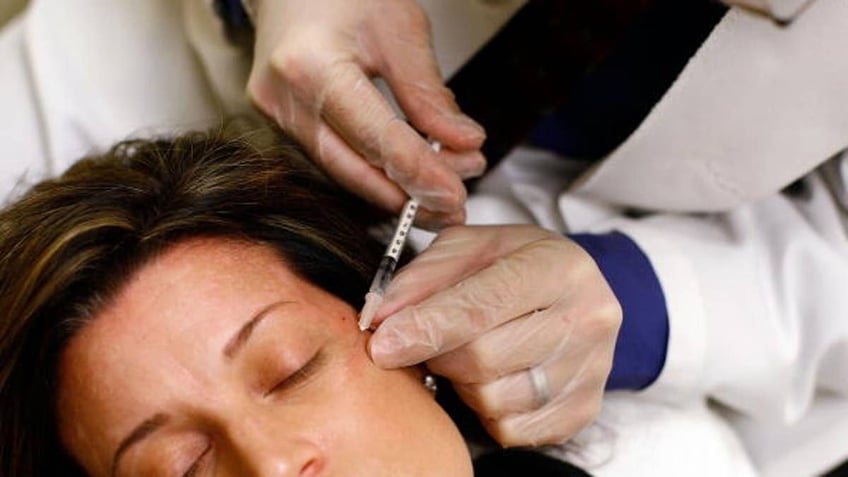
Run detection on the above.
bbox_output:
[423,374,438,396]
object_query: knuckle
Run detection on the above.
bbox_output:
[570,248,601,280]
[409,3,430,29]
[245,72,281,120]
[390,1,430,32]
[463,342,505,381]
[529,237,576,277]
[488,420,522,448]
[453,382,483,409]
[269,48,314,90]
[268,38,342,96]
[589,301,623,341]
[580,396,604,427]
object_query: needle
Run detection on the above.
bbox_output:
[358,140,442,331]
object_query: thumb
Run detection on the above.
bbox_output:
[368,249,542,368]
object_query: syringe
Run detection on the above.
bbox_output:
[358,140,441,331]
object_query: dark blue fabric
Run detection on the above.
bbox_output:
[569,232,668,390]
[213,0,252,29]
[528,0,727,160]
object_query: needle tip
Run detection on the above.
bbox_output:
[358,292,384,331]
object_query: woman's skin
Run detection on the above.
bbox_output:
[56,238,472,477]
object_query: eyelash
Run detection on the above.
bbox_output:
[264,350,325,397]
[182,444,211,477]
[179,351,325,476]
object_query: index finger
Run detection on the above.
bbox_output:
[368,240,565,368]
[317,61,470,214]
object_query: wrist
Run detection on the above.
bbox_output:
[569,231,669,390]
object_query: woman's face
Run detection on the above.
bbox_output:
[57,238,472,477]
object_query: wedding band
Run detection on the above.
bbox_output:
[529,367,551,407]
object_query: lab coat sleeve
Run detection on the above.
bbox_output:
[592,155,848,424]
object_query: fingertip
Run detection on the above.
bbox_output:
[450,151,487,180]
[447,112,487,146]
[414,208,466,231]
[425,112,486,152]
[368,327,402,369]
[390,80,484,150]
[481,418,520,449]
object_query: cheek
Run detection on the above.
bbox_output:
[320,334,451,454]
[287,308,470,473]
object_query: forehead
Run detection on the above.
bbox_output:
[66,240,306,358]
[84,238,316,332]
[55,238,347,472]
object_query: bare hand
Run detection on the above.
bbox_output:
[247,0,487,228]
[368,225,622,446]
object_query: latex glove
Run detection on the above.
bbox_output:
[368,225,622,446]
[246,0,487,228]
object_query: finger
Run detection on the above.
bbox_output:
[310,122,410,213]
[373,225,554,323]
[484,380,604,447]
[316,137,470,229]
[369,238,566,368]
[317,61,468,214]
[437,148,487,180]
[373,11,486,151]
[425,307,573,383]
[298,114,467,226]
[453,346,612,420]
[316,130,467,228]
[250,68,467,227]
[414,207,467,230]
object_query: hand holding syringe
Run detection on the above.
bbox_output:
[358,141,442,331]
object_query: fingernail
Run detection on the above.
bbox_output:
[369,328,402,368]
[451,113,486,138]
[457,153,487,180]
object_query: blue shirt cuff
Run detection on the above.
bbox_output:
[569,231,669,390]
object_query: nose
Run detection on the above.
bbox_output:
[223,415,326,477]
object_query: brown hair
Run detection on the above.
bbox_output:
[0,125,388,476]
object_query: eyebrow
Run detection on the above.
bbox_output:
[110,300,293,476]
[110,413,169,477]
[223,301,293,359]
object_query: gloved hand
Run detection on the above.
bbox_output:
[246,0,487,228]
[368,225,622,446]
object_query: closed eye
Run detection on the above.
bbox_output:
[182,443,211,477]
[265,350,326,397]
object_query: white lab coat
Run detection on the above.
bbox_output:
[0,0,846,475]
